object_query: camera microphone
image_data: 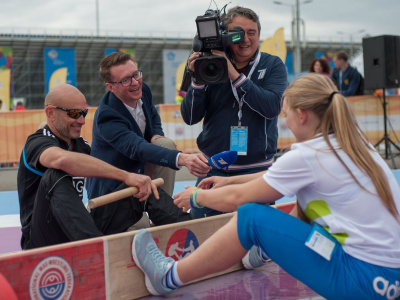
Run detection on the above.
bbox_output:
[208,151,238,170]
[192,35,203,52]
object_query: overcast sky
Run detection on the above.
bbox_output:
[1,0,399,42]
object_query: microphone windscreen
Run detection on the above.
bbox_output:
[208,151,238,170]
[192,35,203,52]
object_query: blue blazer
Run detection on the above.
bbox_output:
[86,83,180,200]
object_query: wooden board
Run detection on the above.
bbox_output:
[0,202,296,299]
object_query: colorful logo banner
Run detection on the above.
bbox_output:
[260,27,287,63]
[316,51,335,70]
[0,47,12,111]
[44,48,76,94]
[259,28,292,75]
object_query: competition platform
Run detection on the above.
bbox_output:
[0,172,399,299]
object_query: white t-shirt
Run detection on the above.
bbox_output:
[264,134,400,268]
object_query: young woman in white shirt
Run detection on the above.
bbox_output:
[132,73,400,300]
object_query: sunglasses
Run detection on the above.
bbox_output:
[50,106,88,119]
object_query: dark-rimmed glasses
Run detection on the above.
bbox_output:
[108,70,143,87]
[48,105,88,119]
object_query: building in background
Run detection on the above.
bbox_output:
[0,31,360,108]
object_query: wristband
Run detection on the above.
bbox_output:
[189,193,196,209]
[192,188,204,208]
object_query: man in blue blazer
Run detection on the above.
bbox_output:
[86,52,210,234]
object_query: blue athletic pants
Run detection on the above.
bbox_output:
[237,203,400,300]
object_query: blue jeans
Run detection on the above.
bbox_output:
[238,203,400,300]
[190,167,270,219]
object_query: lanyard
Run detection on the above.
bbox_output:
[230,52,261,126]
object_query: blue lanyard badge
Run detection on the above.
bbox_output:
[229,52,260,157]
[230,126,248,155]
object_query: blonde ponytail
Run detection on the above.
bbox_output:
[284,73,398,221]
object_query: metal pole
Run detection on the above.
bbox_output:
[291,6,295,48]
[349,34,354,57]
[383,90,389,159]
[96,0,100,36]
[294,0,301,73]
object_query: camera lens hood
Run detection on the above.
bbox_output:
[194,55,228,84]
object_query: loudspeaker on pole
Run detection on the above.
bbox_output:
[362,35,400,90]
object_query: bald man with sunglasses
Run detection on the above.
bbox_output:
[17,84,158,250]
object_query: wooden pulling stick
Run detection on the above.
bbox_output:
[88,178,164,209]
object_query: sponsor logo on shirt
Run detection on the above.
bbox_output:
[43,128,55,138]
[258,69,266,79]
[72,177,85,197]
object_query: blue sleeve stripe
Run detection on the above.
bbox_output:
[22,145,44,177]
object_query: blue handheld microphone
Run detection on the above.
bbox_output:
[208,151,238,170]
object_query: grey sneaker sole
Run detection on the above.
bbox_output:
[242,251,253,270]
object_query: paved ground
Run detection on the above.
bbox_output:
[0,168,18,192]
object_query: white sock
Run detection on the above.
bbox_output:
[164,261,183,289]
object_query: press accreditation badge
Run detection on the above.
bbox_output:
[305,224,337,261]
[230,126,248,155]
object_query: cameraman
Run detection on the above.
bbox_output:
[181,6,288,219]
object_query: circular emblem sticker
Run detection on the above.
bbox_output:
[30,256,74,300]
[165,229,199,261]
[48,49,58,60]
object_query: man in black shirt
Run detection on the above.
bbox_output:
[17,84,157,250]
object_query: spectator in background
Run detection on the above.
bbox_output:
[14,101,27,111]
[308,58,331,76]
[331,51,362,96]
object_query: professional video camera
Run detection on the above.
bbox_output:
[180,5,245,92]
